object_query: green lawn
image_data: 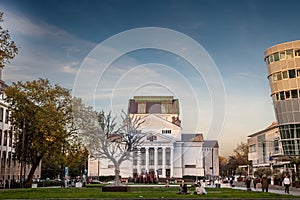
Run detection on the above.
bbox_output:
[0,187,296,199]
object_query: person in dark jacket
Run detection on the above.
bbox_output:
[245,176,251,191]
[261,174,269,192]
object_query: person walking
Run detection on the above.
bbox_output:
[261,174,269,192]
[283,175,291,194]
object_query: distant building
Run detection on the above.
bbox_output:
[88,96,219,179]
[264,40,300,156]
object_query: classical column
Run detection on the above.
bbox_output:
[162,147,166,178]
[170,147,174,178]
[145,147,149,173]
[154,147,158,174]
[137,147,141,175]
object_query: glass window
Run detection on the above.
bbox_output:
[274,52,279,61]
[283,71,288,79]
[280,91,285,100]
[158,148,162,165]
[291,89,298,98]
[3,130,7,146]
[289,69,296,78]
[149,148,154,165]
[0,108,3,122]
[277,72,282,80]
[286,49,294,59]
[269,54,274,62]
[274,138,279,154]
[273,74,277,81]
[265,56,270,64]
[297,70,300,77]
[295,49,300,57]
[280,51,286,60]
[285,91,291,99]
[276,93,279,101]
[5,110,9,124]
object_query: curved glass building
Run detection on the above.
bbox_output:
[265,40,300,155]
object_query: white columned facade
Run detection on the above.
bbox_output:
[154,147,158,174]
[145,147,149,173]
[170,147,174,178]
[162,147,166,177]
[137,147,141,175]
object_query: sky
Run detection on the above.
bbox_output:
[1,0,300,156]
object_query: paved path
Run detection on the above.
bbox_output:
[231,186,300,196]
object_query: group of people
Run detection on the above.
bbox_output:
[177,180,207,195]
[245,174,291,194]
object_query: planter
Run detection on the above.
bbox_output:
[102,186,130,192]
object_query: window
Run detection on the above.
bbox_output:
[291,90,298,98]
[280,91,285,100]
[274,52,279,61]
[166,148,170,165]
[285,91,291,99]
[140,148,146,165]
[280,51,286,60]
[286,49,294,59]
[269,54,274,63]
[9,130,12,147]
[283,71,288,79]
[5,109,9,124]
[0,108,3,122]
[277,72,282,80]
[185,165,196,168]
[162,129,171,134]
[149,148,154,165]
[249,144,256,153]
[133,150,138,166]
[274,138,279,154]
[3,130,7,146]
[276,93,279,101]
[0,129,2,145]
[265,56,270,64]
[273,74,277,81]
[295,49,300,57]
[158,148,162,165]
[297,70,300,77]
[289,69,296,78]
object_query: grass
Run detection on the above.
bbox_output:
[0,186,296,199]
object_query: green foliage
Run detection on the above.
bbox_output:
[0,12,18,68]
[254,167,272,178]
[5,79,75,182]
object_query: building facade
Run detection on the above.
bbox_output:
[264,40,300,156]
[88,96,219,179]
[248,122,289,169]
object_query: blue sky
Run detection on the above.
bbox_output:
[1,0,300,156]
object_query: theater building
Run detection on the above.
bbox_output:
[88,96,219,179]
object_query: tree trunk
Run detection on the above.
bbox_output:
[114,165,121,186]
[26,156,42,185]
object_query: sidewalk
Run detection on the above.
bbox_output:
[232,185,300,196]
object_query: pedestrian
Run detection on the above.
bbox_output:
[283,175,291,194]
[245,176,251,191]
[261,174,269,192]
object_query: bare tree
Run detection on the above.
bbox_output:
[74,103,145,185]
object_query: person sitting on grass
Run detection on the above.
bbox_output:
[178,180,189,194]
[193,180,207,195]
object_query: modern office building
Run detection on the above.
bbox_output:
[88,96,219,180]
[264,40,300,156]
[248,122,289,169]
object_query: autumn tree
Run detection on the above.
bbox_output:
[5,79,75,184]
[0,12,18,68]
[225,142,250,176]
[74,101,145,185]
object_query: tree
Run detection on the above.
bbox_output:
[226,142,249,176]
[75,104,145,186]
[0,12,18,68]
[5,79,74,184]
